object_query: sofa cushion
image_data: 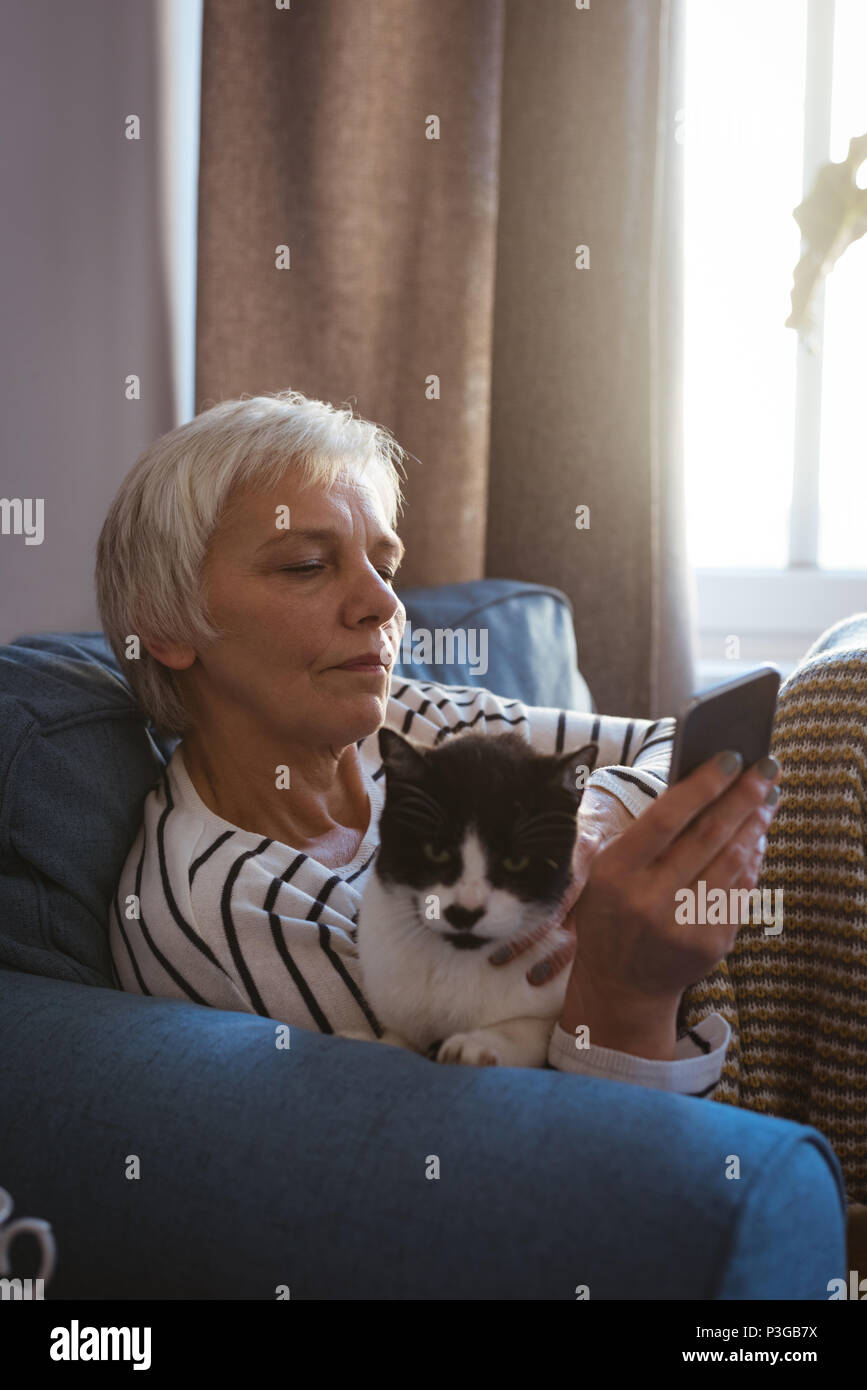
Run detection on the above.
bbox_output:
[0,580,593,988]
[392,578,593,711]
[0,634,176,987]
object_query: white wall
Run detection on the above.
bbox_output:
[0,0,201,644]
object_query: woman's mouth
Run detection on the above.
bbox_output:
[335,656,387,672]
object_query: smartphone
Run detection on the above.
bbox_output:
[668,665,782,785]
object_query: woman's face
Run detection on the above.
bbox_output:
[180,468,407,750]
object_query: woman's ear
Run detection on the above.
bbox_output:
[141,636,198,671]
[378,727,427,778]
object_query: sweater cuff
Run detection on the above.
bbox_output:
[547,1011,731,1093]
[587,766,666,819]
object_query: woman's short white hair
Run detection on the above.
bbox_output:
[95,388,408,739]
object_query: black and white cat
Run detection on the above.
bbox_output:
[349,727,599,1068]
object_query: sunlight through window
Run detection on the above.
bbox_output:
[683,0,807,570]
[817,0,867,568]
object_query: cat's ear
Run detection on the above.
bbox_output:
[378,727,427,778]
[551,742,599,799]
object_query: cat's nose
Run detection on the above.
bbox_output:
[443,903,485,930]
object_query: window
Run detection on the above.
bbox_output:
[158,0,203,426]
[682,0,867,688]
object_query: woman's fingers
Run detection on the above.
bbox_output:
[673,805,768,929]
[654,765,779,900]
[708,806,770,888]
[526,928,577,986]
[604,750,751,870]
[659,804,775,977]
[731,810,769,890]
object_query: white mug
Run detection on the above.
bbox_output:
[0,1185,56,1286]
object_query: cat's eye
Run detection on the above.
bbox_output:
[502,854,530,872]
[545,858,560,869]
[423,842,452,864]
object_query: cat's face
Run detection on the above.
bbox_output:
[374,728,598,949]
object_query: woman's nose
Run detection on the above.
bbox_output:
[352,567,403,625]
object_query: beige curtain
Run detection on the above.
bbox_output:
[197,0,694,720]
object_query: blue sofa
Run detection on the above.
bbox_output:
[0,579,848,1299]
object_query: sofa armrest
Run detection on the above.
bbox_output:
[800,612,867,665]
[0,970,847,1299]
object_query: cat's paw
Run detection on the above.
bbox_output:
[436,1031,502,1067]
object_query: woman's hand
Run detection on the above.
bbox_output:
[558,750,781,1057]
[565,784,636,912]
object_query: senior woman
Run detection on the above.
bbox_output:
[96,388,780,1096]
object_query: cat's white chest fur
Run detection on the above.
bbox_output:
[354,841,572,1067]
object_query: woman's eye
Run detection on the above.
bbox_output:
[280,564,397,580]
[423,843,452,864]
[502,854,530,872]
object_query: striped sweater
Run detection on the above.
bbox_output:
[109,675,729,1092]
